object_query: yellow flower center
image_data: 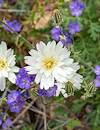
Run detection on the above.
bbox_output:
[42,57,57,70]
[0,58,8,70]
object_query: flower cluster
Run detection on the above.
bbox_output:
[25,41,83,97]
[2,118,12,129]
[68,21,81,35]
[7,90,25,113]
[3,19,22,33]
[16,68,35,89]
[0,41,19,91]
[51,26,73,46]
[94,65,100,87]
[38,85,57,97]
[69,0,85,17]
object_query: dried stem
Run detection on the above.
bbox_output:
[12,98,37,125]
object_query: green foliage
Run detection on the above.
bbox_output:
[88,22,100,41]
[67,119,82,130]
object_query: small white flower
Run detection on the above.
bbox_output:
[0,41,19,91]
[68,73,83,89]
[25,41,82,90]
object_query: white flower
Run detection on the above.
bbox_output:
[0,41,19,91]
[66,62,83,89]
[68,73,83,89]
[25,41,81,90]
[55,73,83,97]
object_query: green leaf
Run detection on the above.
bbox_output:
[67,119,82,130]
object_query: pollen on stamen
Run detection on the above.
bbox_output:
[42,57,57,70]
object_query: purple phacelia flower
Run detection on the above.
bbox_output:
[51,26,73,46]
[94,76,100,88]
[2,118,12,129]
[94,65,100,76]
[69,0,85,17]
[68,21,81,35]
[16,68,35,89]
[51,26,63,41]
[0,0,3,8]
[3,20,22,33]
[38,85,57,97]
[7,90,25,113]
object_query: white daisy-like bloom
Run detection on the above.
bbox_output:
[25,41,83,90]
[0,41,19,91]
[55,73,83,97]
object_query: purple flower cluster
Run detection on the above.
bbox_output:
[68,21,81,35]
[69,0,85,17]
[51,26,72,46]
[2,118,12,129]
[3,20,22,33]
[94,65,100,87]
[38,85,57,97]
[0,117,12,129]
[16,68,35,89]
[7,90,25,113]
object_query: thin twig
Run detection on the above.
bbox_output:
[42,97,47,130]
[12,98,37,125]
[51,121,68,130]
[0,9,27,13]
[0,20,33,49]
[29,106,44,116]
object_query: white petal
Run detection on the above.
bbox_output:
[36,41,46,53]
[11,66,19,72]
[0,77,6,91]
[0,41,7,57]
[8,73,16,83]
[25,66,38,74]
[35,72,42,84]
[40,75,54,90]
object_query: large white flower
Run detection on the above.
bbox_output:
[25,41,82,90]
[55,73,83,97]
[0,41,19,91]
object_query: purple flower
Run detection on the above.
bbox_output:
[0,0,3,8]
[7,90,25,113]
[60,32,73,46]
[3,20,22,33]
[51,26,63,41]
[51,26,73,46]
[68,21,81,35]
[2,118,12,129]
[69,0,85,16]
[94,65,100,76]
[94,76,100,88]
[38,85,57,97]
[16,68,35,89]
[0,119,2,126]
